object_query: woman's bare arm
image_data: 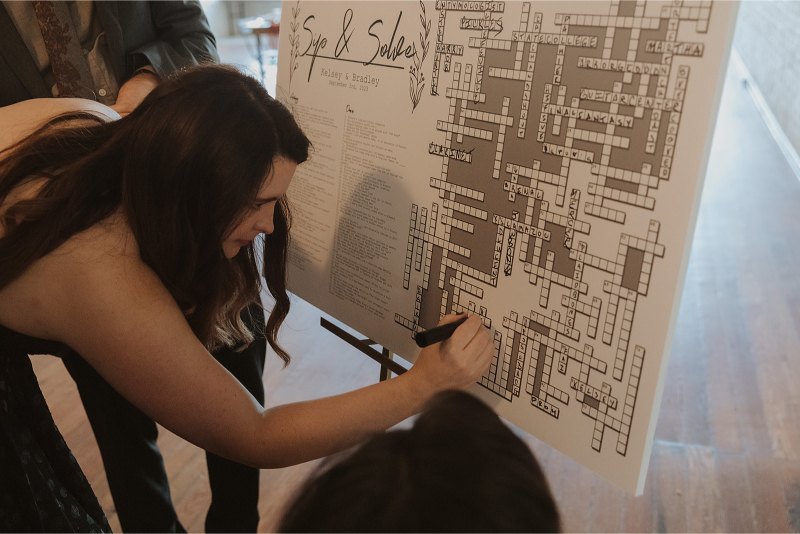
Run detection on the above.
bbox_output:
[0,98,120,151]
[3,221,491,468]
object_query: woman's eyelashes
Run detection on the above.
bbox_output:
[254,198,279,210]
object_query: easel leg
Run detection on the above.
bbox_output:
[379,348,393,382]
[319,318,408,380]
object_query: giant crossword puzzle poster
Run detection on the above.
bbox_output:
[277,0,737,493]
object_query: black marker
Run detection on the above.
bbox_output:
[415,315,468,348]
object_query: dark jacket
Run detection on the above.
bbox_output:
[0,0,219,107]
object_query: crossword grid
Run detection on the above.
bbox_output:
[397,0,712,455]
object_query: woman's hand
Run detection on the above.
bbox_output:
[110,71,160,117]
[408,313,493,394]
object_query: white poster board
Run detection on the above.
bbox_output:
[277,0,737,494]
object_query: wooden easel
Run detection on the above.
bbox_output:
[320,317,408,382]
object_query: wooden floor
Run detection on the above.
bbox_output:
[30,50,800,532]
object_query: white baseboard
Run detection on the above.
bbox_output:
[730,47,800,184]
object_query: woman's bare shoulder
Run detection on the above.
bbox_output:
[0,214,168,341]
[0,98,121,151]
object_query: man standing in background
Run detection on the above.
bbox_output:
[0,2,266,531]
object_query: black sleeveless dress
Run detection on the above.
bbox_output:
[0,323,110,532]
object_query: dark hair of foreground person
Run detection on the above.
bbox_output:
[279,390,561,533]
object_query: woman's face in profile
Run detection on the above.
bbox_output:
[222,156,297,259]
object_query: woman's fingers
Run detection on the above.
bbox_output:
[436,312,467,325]
[439,314,491,382]
[443,313,483,351]
[410,313,494,393]
[459,317,493,374]
[462,315,491,356]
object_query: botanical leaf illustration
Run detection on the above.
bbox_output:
[410,1,431,112]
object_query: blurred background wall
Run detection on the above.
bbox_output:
[200,0,282,39]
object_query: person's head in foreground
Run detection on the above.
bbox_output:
[279,390,561,533]
[0,63,309,359]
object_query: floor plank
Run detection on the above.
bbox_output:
[749,456,792,532]
[717,452,757,532]
[653,442,688,533]
[685,444,721,532]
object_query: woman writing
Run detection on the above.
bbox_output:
[0,64,492,530]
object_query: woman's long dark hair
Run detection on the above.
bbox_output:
[0,64,310,363]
